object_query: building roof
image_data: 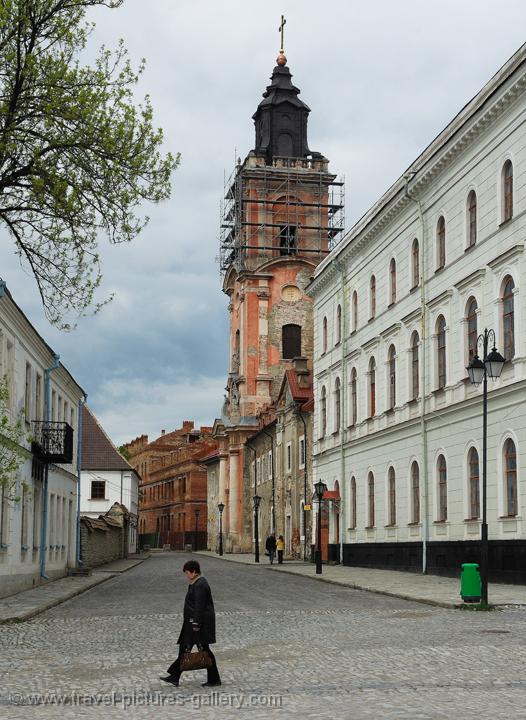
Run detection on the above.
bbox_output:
[285,368,312,403]
[81,405,134,472]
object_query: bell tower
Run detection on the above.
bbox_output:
[216,43,344,552]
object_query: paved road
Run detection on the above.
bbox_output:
[1,553,526,719]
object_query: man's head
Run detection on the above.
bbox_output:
[183,560,201,582]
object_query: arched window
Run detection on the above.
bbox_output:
[367,471,375,527]
[352,291,358,332]
[369,358,376,417]
[411,239,419,289]
[336,304,342,345]
[350,476,357,529]
[411,461,420,524]
[320,386,327,438]
[370,275,376,319]
[334,377,341,433]
[502,276,515,360]
[437,216,445,270]
[350,367,357,426]
[467,190,477,246]
[436,315,447,389]
[411,331,419,400]
[282,324,301,359]
[388,344,396,409]
[389,258,397,305]
[468,447,480,519]
[503,160,513,222]
[504,438,517,516]
[438,455,447,521]
[466,298,478,361]
[322,316,327,354]
[388,466,396,525]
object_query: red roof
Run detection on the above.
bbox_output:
[81,405,134,472]
[285,369,313,403]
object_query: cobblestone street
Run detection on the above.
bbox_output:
[2,553,526,718]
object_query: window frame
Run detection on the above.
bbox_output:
[436,315,447,389]
[411,461,420,524]
[504,438,518,517]
[502,275,515,360]
[468,446,480,520]
[437,455,447,521]
[467,190,477,247]
[503,160,513,222]
[436,216,446,270]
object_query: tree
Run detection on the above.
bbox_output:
[0,375,31,501]
[0,0,178,329]
[118,443,130,460]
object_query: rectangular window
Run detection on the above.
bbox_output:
[251,461,255,488]
[21,485,28,548]
[268,450,273,480]
[0,484,8,546]
[24,363,32,423]
[32,485,40,549]
[51,389,56,421]
[90,481,106,499]
[299,436,305,469]
[35,373,42,421]
[6,339,14,409]
[286,442,292,473]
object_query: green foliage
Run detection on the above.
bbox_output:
[0,0,178,329]
[118,443,130,460]
[0,375,31,501]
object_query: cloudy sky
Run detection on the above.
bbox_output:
[2,0,526,445]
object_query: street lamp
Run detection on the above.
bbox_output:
[314,480,327,574]
[253,494,262,563]
[217,502,224,556]
[194,508,200,551]
[466,328,505,605]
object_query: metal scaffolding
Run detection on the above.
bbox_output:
[219,155,345,276]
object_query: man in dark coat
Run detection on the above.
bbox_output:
[265,534,276,564]
[160,560,221,687]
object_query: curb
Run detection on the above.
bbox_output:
[198,552,461,609]
[0,573,116,624]
[0,555,150,624]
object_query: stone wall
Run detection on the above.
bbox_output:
[80,519,127,568]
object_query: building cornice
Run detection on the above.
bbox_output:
[310,44,526,296]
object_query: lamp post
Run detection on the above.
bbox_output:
[314,480,327,574]
[217,502,224,556]
[466,328,505,605]
[194,508,200,551]
[253,494,262,563]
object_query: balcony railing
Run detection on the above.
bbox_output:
[32,421,74,464]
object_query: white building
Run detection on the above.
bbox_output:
[310,43,526,581]
[0,280,85,598]
[80,404,139,554]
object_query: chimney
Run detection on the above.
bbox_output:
[293,357,310,388]
[182,421,194,431]
[161,429,165,436]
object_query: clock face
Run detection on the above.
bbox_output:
[282,285,302,303]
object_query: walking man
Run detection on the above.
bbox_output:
[265,534,277,564]
[161,560,221,687]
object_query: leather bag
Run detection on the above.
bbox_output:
[180,648,213,671]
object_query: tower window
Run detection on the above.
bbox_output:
[282,324,301,359]
[279,225,297,255]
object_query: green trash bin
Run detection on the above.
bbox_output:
[460,563,481,603]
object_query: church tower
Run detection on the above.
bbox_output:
[215,43,344,551]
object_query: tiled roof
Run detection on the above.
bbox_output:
[285,368,313,403]
[81,405,133,471]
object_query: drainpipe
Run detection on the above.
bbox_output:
[76,394,87,568]
[40,353,60,579]
[405,175,429,574]
[335,260,347,565]
[261,428,276,534]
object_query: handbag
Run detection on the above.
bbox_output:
[180,647,213,671]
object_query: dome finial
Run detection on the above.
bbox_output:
[277,14,287,66]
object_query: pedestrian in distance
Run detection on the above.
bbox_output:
[265,534,277,564]
[276,535,285,564]
[160,560,221,688]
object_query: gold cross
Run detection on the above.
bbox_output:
[279,15,286,51]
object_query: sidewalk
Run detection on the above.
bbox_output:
[196,551,526,608]
[0,553,149,624]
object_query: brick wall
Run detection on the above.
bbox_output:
[80,522,127,568]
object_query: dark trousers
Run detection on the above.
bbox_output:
[268,550,275,564]
[278,550,284,564]
[167,643,221,684]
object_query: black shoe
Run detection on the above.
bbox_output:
[160,675,180,686]
[201,681,221,687]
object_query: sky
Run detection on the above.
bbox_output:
[2,0,526,446]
